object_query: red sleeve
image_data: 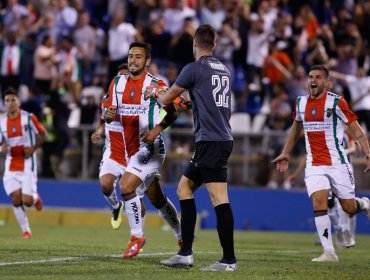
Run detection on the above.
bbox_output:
[102,79,115,108]
[30,114,46,134]
[338,98,357,124]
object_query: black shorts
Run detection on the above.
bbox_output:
[184,141,233,185]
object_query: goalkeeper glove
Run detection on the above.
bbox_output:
[173,96,192,109]
[144,83,168,100]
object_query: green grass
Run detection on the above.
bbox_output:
[1,224,369,280]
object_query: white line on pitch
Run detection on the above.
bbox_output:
[0,249,316,267]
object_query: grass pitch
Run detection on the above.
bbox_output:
[1,224,369,280]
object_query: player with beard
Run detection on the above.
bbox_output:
[273,65,370,262]
[103,42,182,259]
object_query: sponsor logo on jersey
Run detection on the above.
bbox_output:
[118,104,147,116]
[303,122,333,131]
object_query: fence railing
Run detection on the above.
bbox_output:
[53,125,369,190]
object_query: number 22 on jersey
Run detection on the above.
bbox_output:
[212,75,230,108]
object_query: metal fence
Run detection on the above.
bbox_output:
[50,126,369,190]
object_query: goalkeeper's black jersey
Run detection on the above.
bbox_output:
[175,55,233,143]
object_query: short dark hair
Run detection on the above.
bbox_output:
[117,63,128,72]
[2,87,18,99]
[194,24,216,50]
[129,42,151,59]
[309,65,329,78]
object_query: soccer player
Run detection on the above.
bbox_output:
[273,65,370,262]
[91,99,182,243]
[0,87,46,238]
[288,131,358,249]
[91,63,143,230]
[103,42,182,259]
[145,24,237,271]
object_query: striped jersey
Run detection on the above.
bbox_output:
[103,72,166,158]
[293,91,357,166]
[0,110,46,173]
[99,101,127,166]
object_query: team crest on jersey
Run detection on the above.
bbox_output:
[130,88,135,100]
[311,107,316,119]
[326,108,333,118]
[24,124,30,132]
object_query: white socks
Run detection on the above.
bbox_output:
[104,189,120,209]
[13,206,31,233]
[355,197,369,211]
[315,214,335,255]
[123,193,143,238]
[158,198,181,240]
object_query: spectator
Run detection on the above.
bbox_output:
[285,64,307,104]
[73,11,96,86]
[214,19,241,81]
[33,34,58,97]
[107,13,140,83]
[149,0,170,23]
[245,15,269,85]
[20,32,36,87]
[35,12,59,45]
[41,91,70,178]
[330,68,370,132]
[57,36,82,103]
[305,34,329,67]
[1,0,29,32]
[146,17,172,72]
[21,85,42,119]
[169,17,195,71]
[200,0,225,32]
[266,84,292,190]
[263,40,293,87]
[163,0,197,36]
[55,0,78,41]
[329,22,363,76]
[0,31,21,91]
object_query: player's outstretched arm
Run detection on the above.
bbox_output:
[173,95,192,110]
[347,120,370,172]
[272,121,303,172]
[145,82,186,106]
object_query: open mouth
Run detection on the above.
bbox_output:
[310,84,318,90]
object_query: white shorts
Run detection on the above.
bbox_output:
[99,157,126,178]
[3,171,37,196]
[99,157,145,199]
[305,164,355,199]
[126,147,165,195]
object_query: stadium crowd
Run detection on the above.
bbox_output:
[0,0,369,184]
